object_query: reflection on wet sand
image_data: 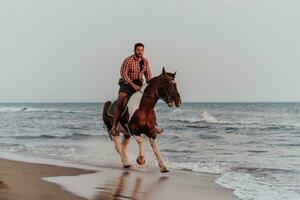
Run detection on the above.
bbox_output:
[44,166,239,200]
[0,181,9,189]
[94,171,169,200]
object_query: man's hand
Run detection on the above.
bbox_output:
[132,84,141,91]
[129,81,141,91]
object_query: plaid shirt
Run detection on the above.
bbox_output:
[120,55,152,84]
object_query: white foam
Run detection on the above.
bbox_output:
[170,111,220,124]
[216,171,300,200]
[24,107,59,112]
[201,111,218,123]
[172,108,184,113]
[169,161,230,174]
[0,106,26,112]
[0,106,82,113]
[170,117,201,123]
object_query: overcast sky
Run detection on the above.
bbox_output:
[0,0,299,102]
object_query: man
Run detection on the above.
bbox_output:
[110,43,161,136]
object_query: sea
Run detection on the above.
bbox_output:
[0,102,299,200]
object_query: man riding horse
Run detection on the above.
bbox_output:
[110,43,162,137]
[102,43,181,172]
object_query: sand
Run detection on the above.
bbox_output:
[0,158,239,200]
[0,158,93,200]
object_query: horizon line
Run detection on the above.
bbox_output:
[0,101,300,104]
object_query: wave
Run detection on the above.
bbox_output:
[169,161,300,200]
[197,133,222,140]
[162,149,198,154]
[216,170,300,200]
[169,161,231,174]
[170,118,201,123]
[246,150,269,153]
[61,133,108,140]
[25,107,60,112]
[186,124,213,129]
[7,133,109,140]
[171,111,220,124]
[201,111,219,123]
[0,106,83,113]
[12,134,57,139]
[0,106,28,112]
[170,111,298,133]
[0,142,25,148]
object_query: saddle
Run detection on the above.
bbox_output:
[107,78,143,117]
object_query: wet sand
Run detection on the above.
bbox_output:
[0,158,239,200]
[0,158,93,200]
[45,166,239,200]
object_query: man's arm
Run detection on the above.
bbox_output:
[120,58,131,84]
[144,59,152,82]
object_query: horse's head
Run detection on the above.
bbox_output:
[158,67,182,107]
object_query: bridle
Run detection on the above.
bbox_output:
[137,59,171,102]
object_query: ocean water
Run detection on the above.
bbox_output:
[0,102,299,200]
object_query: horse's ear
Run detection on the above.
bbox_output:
[168,71,176,79]
[162,67,167,76]
[173,71,177,78]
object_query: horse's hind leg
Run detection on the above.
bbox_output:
[121,135,131,164]
[149,138,169,173]
[112,135,131,168]
[135,136,145,165]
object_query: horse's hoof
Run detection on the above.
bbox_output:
[123,164,131,169]
[160,167,170,173]
[136,156,145,165]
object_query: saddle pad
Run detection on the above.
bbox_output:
[107,82,147,118]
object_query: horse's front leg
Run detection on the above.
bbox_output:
[112,135,131,168]
[135,136,145,165]
[149,138,169,173]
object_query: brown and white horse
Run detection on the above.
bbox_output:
[102,68,181,172]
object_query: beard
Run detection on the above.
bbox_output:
[134,52,143,58]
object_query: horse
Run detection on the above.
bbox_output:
[102,67,181,172]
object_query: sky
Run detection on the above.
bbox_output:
[0,0,299,102]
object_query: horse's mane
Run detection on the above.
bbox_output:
[147,72,173,85]
[147,74,161,84]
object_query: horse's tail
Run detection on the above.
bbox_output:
[102,101,112,133]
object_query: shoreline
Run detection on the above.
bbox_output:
[0,157,239,200]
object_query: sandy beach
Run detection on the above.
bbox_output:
[0,158,239,200]
[0,158,93,200]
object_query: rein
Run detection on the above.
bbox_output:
[137,88,166,101]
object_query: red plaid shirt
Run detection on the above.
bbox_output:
[120,55,152,84]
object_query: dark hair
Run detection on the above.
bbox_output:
[134,43,144,50]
